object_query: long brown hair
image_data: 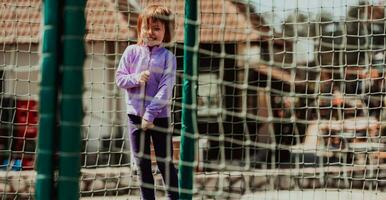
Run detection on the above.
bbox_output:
[137,5,174,44]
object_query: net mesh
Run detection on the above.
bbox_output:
[0,0,40,198]
[0,0,386,199]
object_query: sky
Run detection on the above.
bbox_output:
[249,0,384,32]
[251,0,384,21]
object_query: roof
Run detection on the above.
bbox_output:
[0,0,40,43]
[0,0,269,44]
[0,0,133,44]
[85,0,134,41]
[134,0,268,43]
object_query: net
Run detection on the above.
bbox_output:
[0,0,40,198]
[0,0,386,199]
[82,0,386,198]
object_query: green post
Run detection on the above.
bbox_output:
[57,0,85,199]
[179,0,199,199]
[35,0,59,199]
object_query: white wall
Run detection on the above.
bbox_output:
[0,44,40,100]
[83,42,128,165]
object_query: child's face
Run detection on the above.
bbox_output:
[141,19,165,46]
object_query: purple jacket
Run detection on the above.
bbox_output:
[115,44,176,122]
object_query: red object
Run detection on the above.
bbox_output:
[22,159,34,170]
[15,99,38,170]
[15,99,38,138]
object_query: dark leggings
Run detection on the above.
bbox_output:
[128,114,179,200]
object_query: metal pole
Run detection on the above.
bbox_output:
[35,0,60,199]
[57,0,85,199]
[179,0,199,199]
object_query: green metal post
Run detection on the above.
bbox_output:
[35,0,60,199]
[57,0,85,199]
[179,0,199,199]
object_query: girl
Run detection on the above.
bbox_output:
[115,5,178,200]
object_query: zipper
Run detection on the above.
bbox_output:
[140,48,152,117]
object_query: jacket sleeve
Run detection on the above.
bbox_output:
[115,47,141,89]
[143,54,176,122]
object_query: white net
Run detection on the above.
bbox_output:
[0,0,386,199]
[0,0,40,198]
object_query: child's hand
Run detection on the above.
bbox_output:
[139,70,150,83]
[141,118,155,131]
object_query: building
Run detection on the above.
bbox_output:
[0,0,134,167]
[1,0,292,166]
